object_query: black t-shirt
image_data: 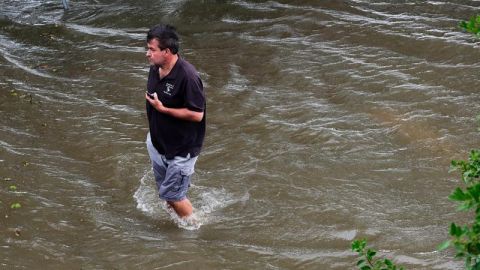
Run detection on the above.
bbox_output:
[146,57,206,159]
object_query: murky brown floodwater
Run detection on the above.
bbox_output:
[1,0,480,269]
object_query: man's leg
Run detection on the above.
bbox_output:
[159,170,193,218]
[168,198,193,218]
[161,155,197,218]
[146,133,168,193]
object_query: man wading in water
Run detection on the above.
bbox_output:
[144,24,206,222]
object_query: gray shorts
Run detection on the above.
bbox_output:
[146,133,198,202]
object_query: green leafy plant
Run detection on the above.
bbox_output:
[459,15,480,37]
[439,150,480,269]
[10,203,21,209]
[352,239,404,270]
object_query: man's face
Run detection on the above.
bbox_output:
[146,39,166,66]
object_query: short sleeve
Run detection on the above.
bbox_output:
[184,75,205,112]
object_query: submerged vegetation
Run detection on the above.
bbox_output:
[352,239,404,270]
[353,145,480,269]
[351,14,480,269]
[439,150,480,269]
[460,15,480,37]
[10,202,21,209]
[3,175,23,237]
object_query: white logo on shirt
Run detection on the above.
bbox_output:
[164,83,174,96]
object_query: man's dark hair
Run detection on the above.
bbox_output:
[147,24,179,54]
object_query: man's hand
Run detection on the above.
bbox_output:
[145,92,166,113]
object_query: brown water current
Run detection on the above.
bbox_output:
[1,0,480,269]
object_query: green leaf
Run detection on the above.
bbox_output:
[467,184,480,202]
[473,260,480,270]
[451,160,460,171]
[455,251,465,258]
[450,223,464,237]
[360,266,372,270]
[457,201,473,211]
[10,203,21,209]
[352,239,363,252]
[357,259,366,266]
[352,239,367,252]
[366,249,377,260]
[450,187,470,201]
[438,240,451,251]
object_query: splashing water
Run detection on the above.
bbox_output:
[133,169,236,230]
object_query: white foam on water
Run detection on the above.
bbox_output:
[133,169,238,230]
[133,170,163,217]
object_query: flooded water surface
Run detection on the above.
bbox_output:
[1,0,480,269]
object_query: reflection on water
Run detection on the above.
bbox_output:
[1,0,480,269]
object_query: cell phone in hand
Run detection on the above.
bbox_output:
[146,92,155,99]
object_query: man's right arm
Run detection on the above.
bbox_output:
[145,92,204,122]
